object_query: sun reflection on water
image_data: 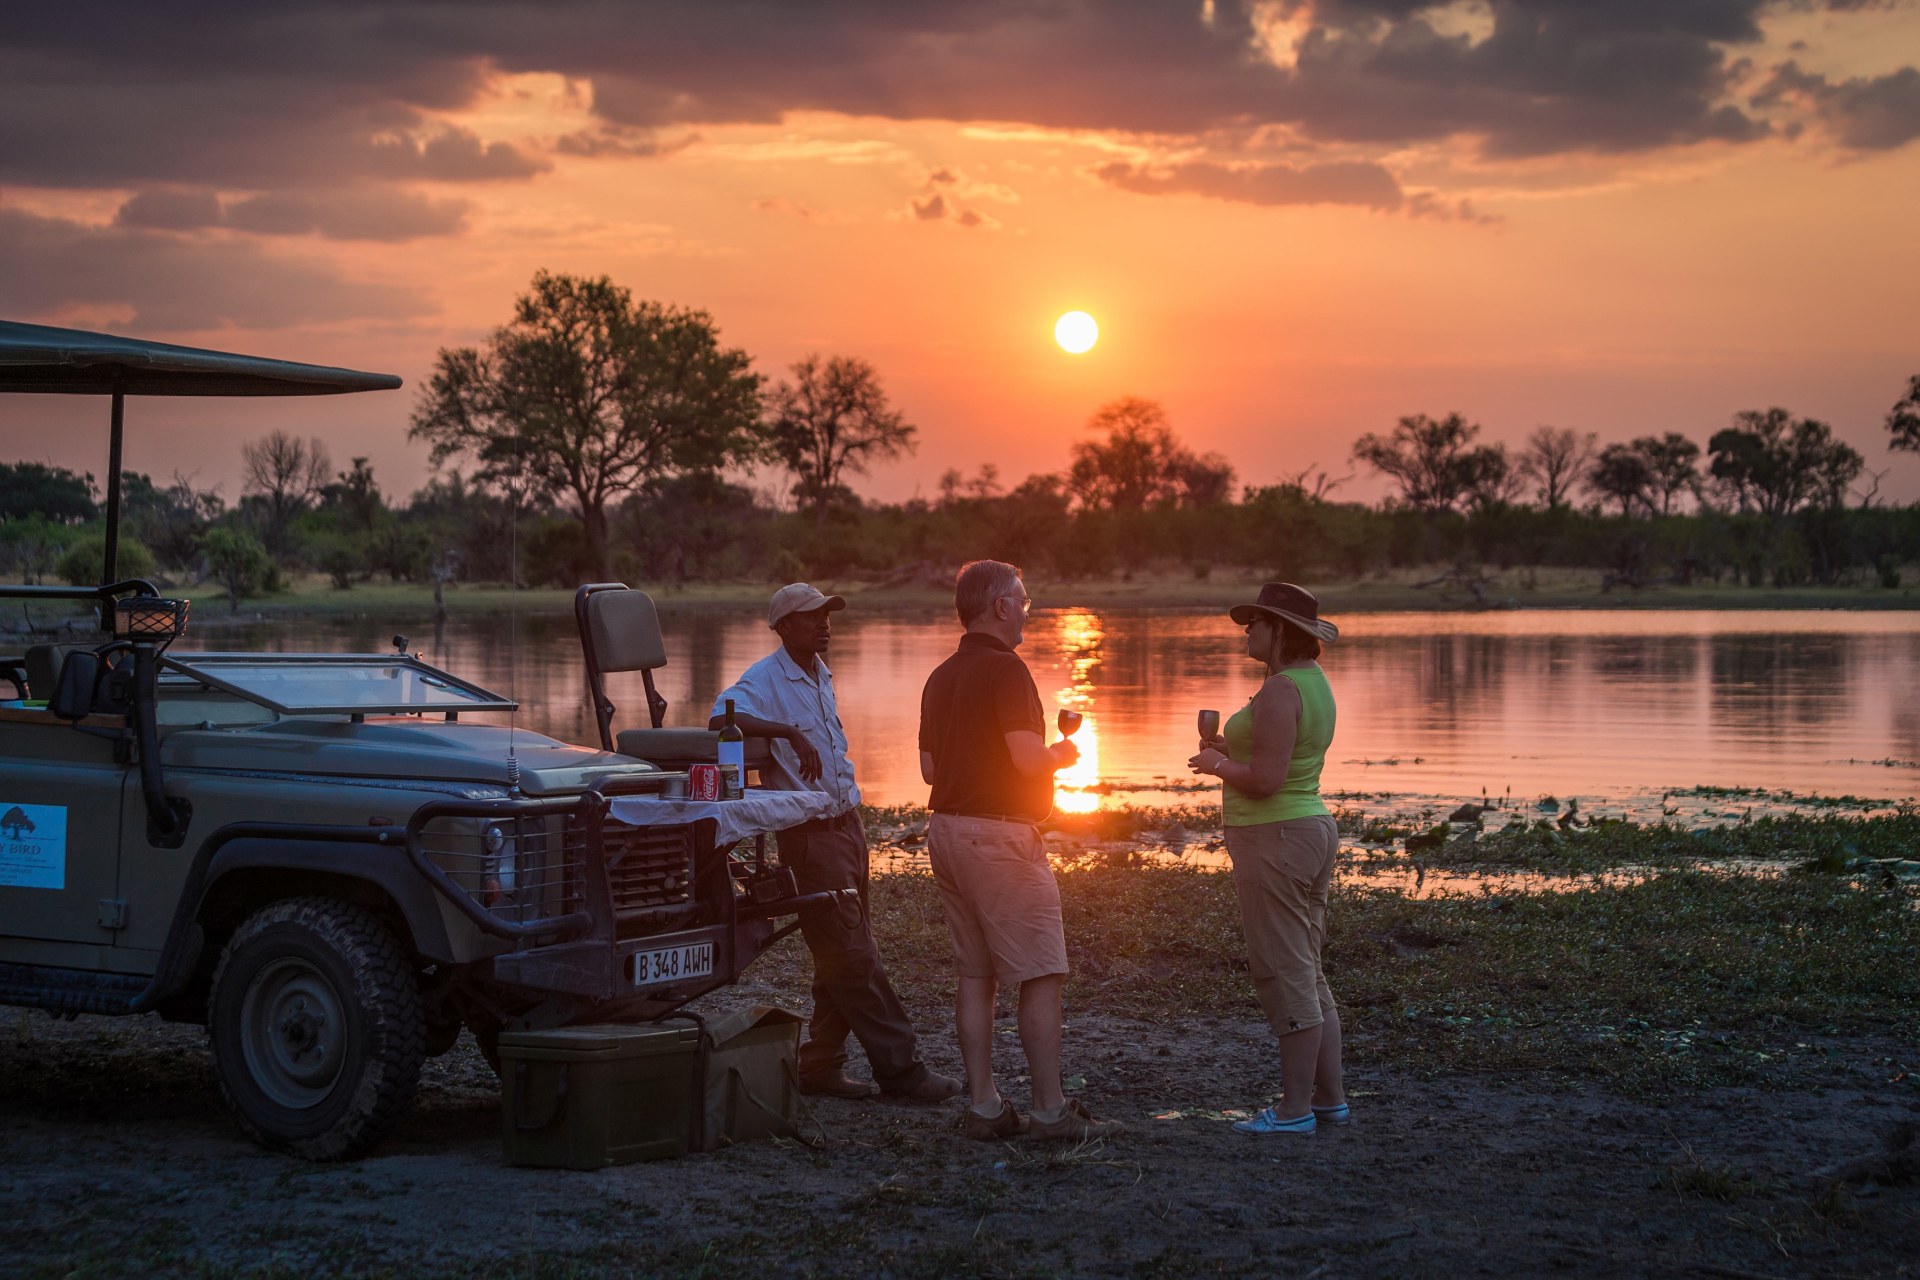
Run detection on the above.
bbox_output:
[1052,609,1105,813]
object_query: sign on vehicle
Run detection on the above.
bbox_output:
[0,803,67,890]
[632,941,714,987]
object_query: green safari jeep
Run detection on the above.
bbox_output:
[0,321,831,1159]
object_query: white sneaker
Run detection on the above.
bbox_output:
[1233,1107,1315,1135]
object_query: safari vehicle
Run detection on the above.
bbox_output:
[0,322,832,1159]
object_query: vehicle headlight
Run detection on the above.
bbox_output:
[483,825,518,895]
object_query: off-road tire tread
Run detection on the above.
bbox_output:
[210,896,425,1161]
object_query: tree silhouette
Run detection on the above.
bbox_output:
[1888,374,1920,453]
[1632,433,1701,516]
[1351,412,1502,515]
[1708,408,1863,518]
[240,431,330,556]
[1516,426,1596,511]
[766,354,917,529]
[1067,397,1232,509]
[411,271,763,582]
[1586,443,1654,517]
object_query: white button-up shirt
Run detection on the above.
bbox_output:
[712,646,861,814]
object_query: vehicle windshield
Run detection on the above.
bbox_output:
[159,653,516,716]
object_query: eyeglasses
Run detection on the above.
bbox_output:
[999,593,1033,615]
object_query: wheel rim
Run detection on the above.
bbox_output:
[239,957,348,1109]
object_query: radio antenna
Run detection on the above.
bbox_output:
[506,430,522,794]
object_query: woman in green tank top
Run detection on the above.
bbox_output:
[1188,582,1348,1136]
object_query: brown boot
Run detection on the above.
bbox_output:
[882,1071,962,1103]
[797,1072,879,1099]
[1028,1098,1125,1142]
[962,1099,1030,1141]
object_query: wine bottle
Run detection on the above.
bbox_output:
[717,697,746,799]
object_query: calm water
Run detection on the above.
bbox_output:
[193,607,1920,823]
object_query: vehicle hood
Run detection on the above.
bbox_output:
[160,718,660,795]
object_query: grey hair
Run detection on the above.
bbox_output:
[954,559,1023,626]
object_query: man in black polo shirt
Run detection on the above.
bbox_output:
[919,559,1125,1143]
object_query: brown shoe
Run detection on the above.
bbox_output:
[797,1072,879,1099]
[1028,1098,1126,1142]
[882,1071,962,1103]
[963,1099,1030,1141]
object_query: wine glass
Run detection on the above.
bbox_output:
[1196,708,1221,751]
[1057,708,1084,737]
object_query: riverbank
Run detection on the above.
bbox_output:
[2,817,1915,1277]
[15,563,1914,634]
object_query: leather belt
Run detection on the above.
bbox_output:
[934,810,1041,827]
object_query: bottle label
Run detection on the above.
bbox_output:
[717,740,745,799]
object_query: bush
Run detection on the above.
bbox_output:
[55,532,155,586]
[200,527,275,611]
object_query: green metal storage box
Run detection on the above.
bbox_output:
[498,1023,699,1169]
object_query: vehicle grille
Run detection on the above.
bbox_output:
[604,821,696,916]
[419,810,697,936]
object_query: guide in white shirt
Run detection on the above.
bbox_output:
[706,582,956,1103]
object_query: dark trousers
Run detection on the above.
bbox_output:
[780,809,926,1089]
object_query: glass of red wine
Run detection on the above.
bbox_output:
[1057,708,1083,737]
[1197,708,1221,751]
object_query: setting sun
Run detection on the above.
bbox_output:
[1054,310,1099,354]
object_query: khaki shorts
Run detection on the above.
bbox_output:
[1225,815,1339,1036]
[927,813,1068,984]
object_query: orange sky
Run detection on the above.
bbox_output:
[3,2,1918,507]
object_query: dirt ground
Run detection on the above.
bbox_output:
[3,980,1916,1280]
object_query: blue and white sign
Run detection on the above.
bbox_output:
[0,803,67,890]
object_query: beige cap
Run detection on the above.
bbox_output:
[768,582,847,628]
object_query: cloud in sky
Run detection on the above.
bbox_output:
[0,0,1907,339]
[115,187,471,242]
[0,206,433,330]
[1093,158,1406,211]
[1754,61,1920,151]
[2,2,1910,198]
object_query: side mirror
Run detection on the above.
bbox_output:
[50,650,133,720]
[50,651,102,720]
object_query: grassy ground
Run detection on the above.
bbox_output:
[855,814,1920,1100]
[32,562,1915,631]
[3,813,1916,1277]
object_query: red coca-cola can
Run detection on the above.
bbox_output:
[686,763,722,801]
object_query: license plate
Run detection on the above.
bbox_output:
[632,941,714,987]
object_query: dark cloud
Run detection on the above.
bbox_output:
[224,189,472,241]
[0,206,432,330]
[363,128,548,181]
[0,0,1907,203]
[1754,61,1920,150]
[115,189,224,231]
[552,128,699,159]
[1093,158,1405,210]
[111,187,469,241]
[905,167,1001,228]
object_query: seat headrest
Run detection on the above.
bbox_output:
[587,589,667,673]
[24,642,95,700]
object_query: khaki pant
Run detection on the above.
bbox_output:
[1225,815,1339,1036]
[927,813,1069,984]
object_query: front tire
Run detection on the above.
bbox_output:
[209,897,425,1160]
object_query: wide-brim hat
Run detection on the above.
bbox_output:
[768,582,847,627]
[1228,581,1338,644]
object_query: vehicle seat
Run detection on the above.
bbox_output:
[575,583,777,778]
[24,642,97,702]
